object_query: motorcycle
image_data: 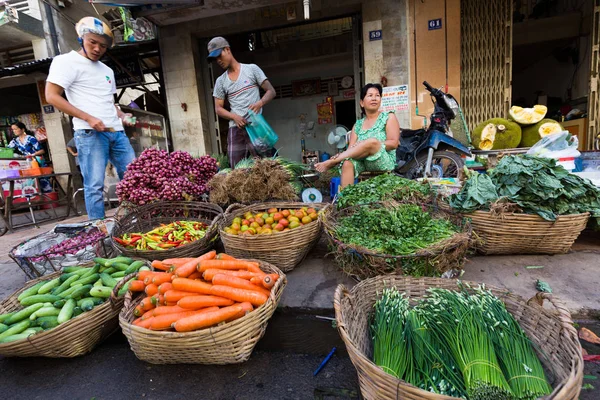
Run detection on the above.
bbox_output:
[395,81,471,179]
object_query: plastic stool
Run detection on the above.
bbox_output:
[329,177,358,198]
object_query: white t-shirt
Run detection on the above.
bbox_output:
[47,51,123,131]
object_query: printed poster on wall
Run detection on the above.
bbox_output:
[317,102,333,125]
[379,85,409,112]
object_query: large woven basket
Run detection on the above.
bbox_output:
[0,263,131,358]
[117,259,286,364]
[322,202,472,280]
[219,202,326,272]
[111,201,223,260]
[334,276,583,400]
[466,210,589,255]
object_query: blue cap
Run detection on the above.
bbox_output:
[207,37,229,60]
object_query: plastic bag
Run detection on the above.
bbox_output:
[245,110,279,155]
[526,131,580,159]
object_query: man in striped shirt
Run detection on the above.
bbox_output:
[209,37,277,168]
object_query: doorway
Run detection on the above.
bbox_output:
[335,100,357,132]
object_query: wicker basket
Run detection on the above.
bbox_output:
[322,202,472,280]
[0,262,132,358]
[334,276,584,400]
[219,202,326,273]
[111,201,223,260]
[466,210,589,255]
[117,259,286,364]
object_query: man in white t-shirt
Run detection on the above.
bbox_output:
[209,37,276,168]
[45,17,135,219]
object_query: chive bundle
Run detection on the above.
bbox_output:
[370,285,552,400]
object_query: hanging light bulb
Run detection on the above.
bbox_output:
[303,0,310,20]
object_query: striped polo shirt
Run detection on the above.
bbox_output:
[213,63,268,128]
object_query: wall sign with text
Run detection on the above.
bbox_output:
[428,18,442,30]
[369,30,382,41]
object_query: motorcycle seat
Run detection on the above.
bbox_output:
[400,129,426,138]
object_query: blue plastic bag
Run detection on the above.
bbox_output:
[245,110,278,155]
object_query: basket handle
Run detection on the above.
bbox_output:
[223,203,246,216]
[526,292,578,339]
[109,272,138,310]
[333,284,353,330]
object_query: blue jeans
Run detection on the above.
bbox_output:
[74,130,135,219]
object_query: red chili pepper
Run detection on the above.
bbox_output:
[129,237,142,244]
[114,237,130,246]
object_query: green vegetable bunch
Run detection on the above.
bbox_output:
[335,204,457,256]
[337,174,432,209]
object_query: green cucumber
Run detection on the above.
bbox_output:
[71,273,100,287]
[72,307,84,317]
[0,312,15,324]
[102,267,116,275]
[59,272,77,283]
[20,295,61,307]
[58,284,82,299]
[79,265,100,279]
[68,285,92,300]
[111,271,126,278]
[0,332,36,343]
[117,279,135,297]
[62,266,88,274]
[0,323,8,334]
[107,257,134,266]
[57,299,76,324]
[79,298,95,312]
[37,316,59,330]
[37,278,61,294]
[0,319,31,341]
[6,304,45,324]
[53,275,80,295]
[17,282,46,302]
[24,327,44,334]
[90,286,112,298]
[77,297,103,308]
[34,315,58,326]
[53,299,66,308]
[127,260,146,271]
[100,273,117,288]
[112,263,131,271]
[139,266,151,272]
[93,257,110,267]
[93,279,104,287]
[30,306,60,320]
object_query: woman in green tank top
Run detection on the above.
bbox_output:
[314,83,400,188]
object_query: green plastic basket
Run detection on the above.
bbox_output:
[0,148,14,158]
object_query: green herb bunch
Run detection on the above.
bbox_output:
[337,174,432,208]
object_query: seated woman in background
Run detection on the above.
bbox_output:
[314,83,400,188]
[8,122,53,192]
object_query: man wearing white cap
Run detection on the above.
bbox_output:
[45,17,135,219]
[208,37,276,168]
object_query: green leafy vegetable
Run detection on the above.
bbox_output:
[337,174,432,208]
[448,170,498,212]
[334,204,457,256]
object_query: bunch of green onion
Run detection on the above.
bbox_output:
[370,285,552,400]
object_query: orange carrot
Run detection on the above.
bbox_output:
[187,271,203,280]
[158,282,173,295]
[165,301,178,306]
[164,289,197,303]
[172,278,213,295]
[202,269,261,281]
[151,294,164,306]
[262,274,279,289]
[250,276,263,286]
[140,308,155,320]
[216,253,237,260]
[212,274,271,296]
[225,302,254,322]
[173,303,249,332]
[129,280,145,292]
[178,295,235,309]
[209,285,268,307]
[135,317,154,329]
[150,305,189,316]
[197,259,260,273]
[149,310,202,330]
[150,260,171,271]
[247,264,266,275]
[162,257,196,266]
[134,297,155,316]
[174,251,216,278]
[137,270,155,281]
[152,272,174,285]
[145,283,159,297]
[132,317,143,326]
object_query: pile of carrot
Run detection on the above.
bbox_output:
[128,251,280,333]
